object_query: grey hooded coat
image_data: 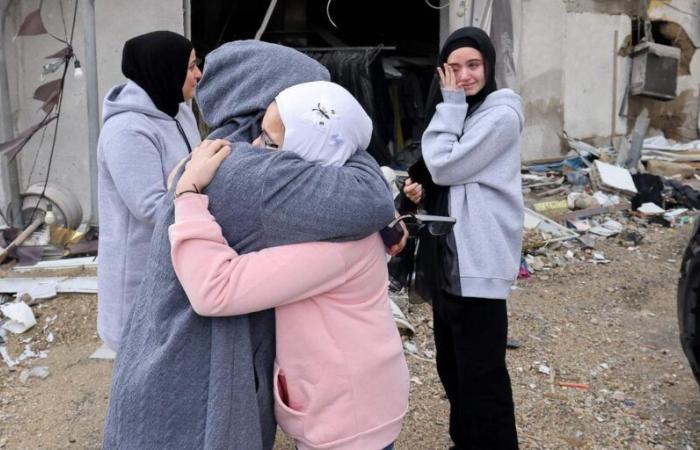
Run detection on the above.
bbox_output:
[102,41,395,449]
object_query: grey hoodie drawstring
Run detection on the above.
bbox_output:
[174,118,192,153]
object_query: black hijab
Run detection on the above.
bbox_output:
[121,31,193,117]
[412,27,498,303]
[423,26,497,130]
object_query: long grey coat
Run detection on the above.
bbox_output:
[96,81,200,351]
[102,41,395,449]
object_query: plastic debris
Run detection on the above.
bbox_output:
[1,302,37,334]
[638,202,665,215]
[403,340,418,354]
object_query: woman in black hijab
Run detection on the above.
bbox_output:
[405,26,524,449]
[121,30,201,117]
[96,31,202,353]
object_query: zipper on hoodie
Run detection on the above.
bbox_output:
[174,119,193,153]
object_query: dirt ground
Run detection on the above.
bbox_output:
[0,223,699,449]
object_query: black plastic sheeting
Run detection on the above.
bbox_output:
[665,179,700,210]
[631,173,665,210]
[632,173,700,211]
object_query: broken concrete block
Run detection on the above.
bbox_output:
[0,302,36,334]
[591,161,638,196]
[19,365,49,384]
[646,160,695,179]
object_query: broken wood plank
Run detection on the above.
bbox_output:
[0,276,97,295]
[11,256,97,273]
[564,203,630,221]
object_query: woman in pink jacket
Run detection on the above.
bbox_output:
[169,81,409,450]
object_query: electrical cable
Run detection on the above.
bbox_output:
[326,0,338,29]
[38,0,69,45]
[28,61,68,225]
[25,124,49,189]
[215,4,237,47]
[28,0,78,225]
[424,0,449,10]
[58,0,68,41]
[68,0,77,42]
[3,108,56,222]
[254,0,278,40]
[659,0,700,18]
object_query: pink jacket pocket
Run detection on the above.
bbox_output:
[273,363,305,439]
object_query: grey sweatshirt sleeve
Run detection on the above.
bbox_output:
[260,149,396,247]
[422,89,521,186]
[101,130,169,225]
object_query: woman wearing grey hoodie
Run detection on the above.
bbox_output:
[96,31,202,352]
[409,27,524,449]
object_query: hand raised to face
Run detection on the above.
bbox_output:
[437,63,459,92]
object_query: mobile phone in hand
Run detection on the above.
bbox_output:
[380,222,404,247]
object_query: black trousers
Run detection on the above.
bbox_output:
[432,292,519,450]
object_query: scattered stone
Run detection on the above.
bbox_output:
[19,366,49,384]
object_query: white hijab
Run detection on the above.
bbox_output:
[275,81,372,167]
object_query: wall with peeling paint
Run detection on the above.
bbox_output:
[648,0,700,46]
[516,0,567,159]
[563,13,630,141]
[638,0,700,142]
[0,0,185,224]
[564,0,645,16]
[507,0,634,158]
[513,0,699,159]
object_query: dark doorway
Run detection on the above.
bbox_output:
[190,0,440,166]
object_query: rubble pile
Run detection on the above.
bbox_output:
[519,133,699,279]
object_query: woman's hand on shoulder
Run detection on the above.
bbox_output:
[175,139,231,196]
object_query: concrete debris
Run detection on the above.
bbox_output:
[591,161,638,195]
[521,131,700,278]
[642,135,700,162]
[0,302,37,334]
[0,345,17,367]
[646,160,695,179]
[622,108,650,171]
[89,343,116,360]
[390,298,415,336]
[638,202,665,215]
[19,366,49,384]
[17,283,58,306]
[403,340,418,355]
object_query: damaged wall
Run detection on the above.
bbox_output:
[510,0,699,159]
[563,13,630,143]
[0,0,185,224]
[564,0,646,16]
[648,0,700,47]
[516,0,566,160]
[628,0,700,142]
[515,3,634,158]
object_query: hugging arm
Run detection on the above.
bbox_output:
[261,149,396,247]
[169,194,347,316]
